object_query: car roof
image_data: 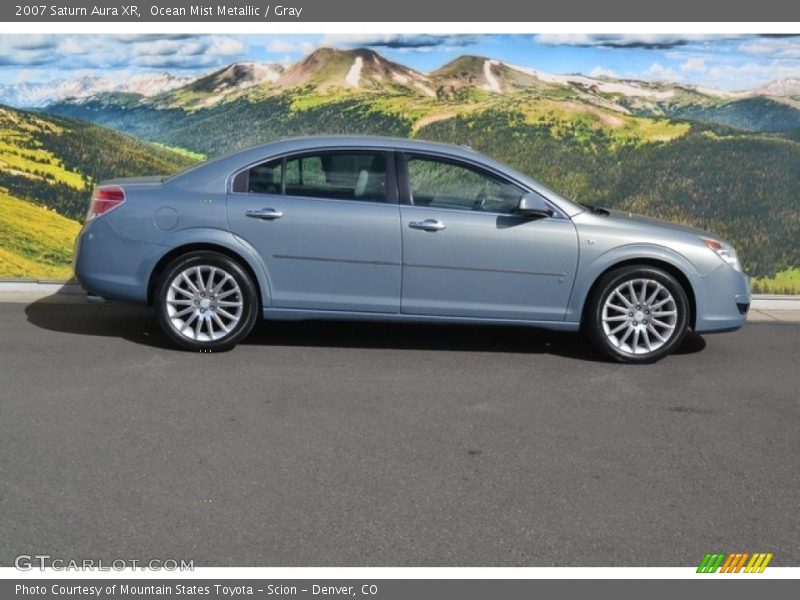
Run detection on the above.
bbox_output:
[221,135,485,164]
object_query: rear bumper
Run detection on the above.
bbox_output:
[73,217,156,304]
[693,265,750,333]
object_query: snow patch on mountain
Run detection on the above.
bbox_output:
[588,80,676,99]
[505,62,749,99]
[241,62,282,85]
[346,56,363,87]
[756,78,800,97]
[693,86,744,99]
[483,60,501,93]
[203,62,283,94]
[507,63,676,99]
[414,82,436,97]
[122,72,194,96]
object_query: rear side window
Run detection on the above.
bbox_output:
[233,151,387,203]
[232,158,282,194]
[285,151,387,202]
[249,159,283,194]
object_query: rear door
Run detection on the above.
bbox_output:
[398,153,579,321]
[226,149,402,313]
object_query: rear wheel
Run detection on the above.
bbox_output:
[585,265,689,363]
[155,251,259,351]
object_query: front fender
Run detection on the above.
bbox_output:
[144,227,273,307]
[566,243,702,324]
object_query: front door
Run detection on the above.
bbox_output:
[399,154,579,321]
[227,149,401,313]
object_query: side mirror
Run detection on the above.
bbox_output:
[517,193,554,218]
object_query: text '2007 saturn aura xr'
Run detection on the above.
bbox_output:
[74,136,750,362]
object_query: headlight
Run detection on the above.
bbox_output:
[701,237,742,272]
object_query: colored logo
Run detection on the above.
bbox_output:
[697,552,773,573]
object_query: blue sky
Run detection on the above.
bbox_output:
[2,33,800,90]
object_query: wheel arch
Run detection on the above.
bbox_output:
[572,252,698,330]
[147,240,268,310]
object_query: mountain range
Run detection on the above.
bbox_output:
[1,47,799,288]
[4,48,800,127]
[0,71,196,108]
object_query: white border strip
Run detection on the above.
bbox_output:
[1,22,800,34]
[2,567,799,579]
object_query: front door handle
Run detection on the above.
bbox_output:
[246,208,283,220]
[409,219,446,232]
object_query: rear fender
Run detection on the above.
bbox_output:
[146,228,273,307]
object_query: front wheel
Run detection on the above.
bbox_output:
[155,251,259,351]
[585,266,690,363]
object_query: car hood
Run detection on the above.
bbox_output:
[599,208,719,240]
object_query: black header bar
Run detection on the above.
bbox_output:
[3,0,800,22]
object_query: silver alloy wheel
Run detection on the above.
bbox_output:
[601,278,678,356]
[165,265,244,342]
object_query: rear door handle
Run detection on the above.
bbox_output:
[246,208,283,220]
[409,219,446,232]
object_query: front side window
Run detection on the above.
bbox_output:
[406,156,524,214]
[233,151,388,203]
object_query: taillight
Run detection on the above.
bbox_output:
[87,185,125,221]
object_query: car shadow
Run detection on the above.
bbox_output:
[24,296,706,361]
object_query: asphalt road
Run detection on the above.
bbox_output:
[1,300,798,567]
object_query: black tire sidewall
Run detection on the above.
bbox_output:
[586,266,690,363]
[155,251,259,351]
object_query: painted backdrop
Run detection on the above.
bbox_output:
[1,34,799,292]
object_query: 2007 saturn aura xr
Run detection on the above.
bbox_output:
[74,136,750,362]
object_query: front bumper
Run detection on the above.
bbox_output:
[693,264,750,333]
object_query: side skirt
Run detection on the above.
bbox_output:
[262,307,581,332]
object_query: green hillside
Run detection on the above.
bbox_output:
[0,189,80,279]
[662,97,800,132]
[0,105,196,221]
[751,268,800,294]
[0,105,197,278]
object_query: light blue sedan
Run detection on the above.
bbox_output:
[74,136,750,362]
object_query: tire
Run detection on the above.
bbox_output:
[154,251,259,352]
[584,265,690,364]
